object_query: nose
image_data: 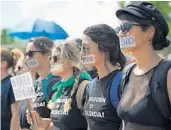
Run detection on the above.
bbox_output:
[25,55,30,60]
[118,30,129,37]
[49,59,54,65]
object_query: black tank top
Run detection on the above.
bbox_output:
[117,67,168,130]
[32,78,51,118]
[50,80,87,130]
[84,70,121,130]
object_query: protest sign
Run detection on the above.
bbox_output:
[10,72,36,101]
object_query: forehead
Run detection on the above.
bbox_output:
[52,48,61,56]
[82,34,97,46]
[26,42,37,51]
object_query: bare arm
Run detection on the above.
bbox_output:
[10,101,19,130]
[167,69,171,103]
[39,118,52,129]
[47,122,54,130]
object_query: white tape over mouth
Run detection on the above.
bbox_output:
[119,36,136,49]
[81,55,96,65]
[50,64,64,73]
[26,59,39,68]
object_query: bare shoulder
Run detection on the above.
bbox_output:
[167,68,171,103]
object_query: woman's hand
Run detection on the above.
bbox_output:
[26,110,44,129]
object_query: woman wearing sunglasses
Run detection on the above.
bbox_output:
[115,2,171,130]
[25,36,61,121]
[26,40,92,130]
[81,24,126,130]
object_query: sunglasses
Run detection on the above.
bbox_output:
[48,56,60,63]
[25,51,44,58]
[115,23,145,34]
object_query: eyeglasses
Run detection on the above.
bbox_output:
[25,51,44,58]
[48,56,60,63]
[115,23,145,34]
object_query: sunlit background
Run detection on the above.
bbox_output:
[1,1,171,58]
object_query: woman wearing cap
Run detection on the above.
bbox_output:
[26,40,92,130]
[25,36,61,120]
[115,2,171,130]
[81,24,126,130]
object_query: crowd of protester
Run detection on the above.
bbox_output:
[1,2,171,130]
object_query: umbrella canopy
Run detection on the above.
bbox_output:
[8,19,69,40]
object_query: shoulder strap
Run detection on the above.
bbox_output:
[110,72,122,107]
[76,80,90,109]
[119,63,136,98]
[150,59,171,120]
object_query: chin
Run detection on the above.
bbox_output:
[121,47,134,54]
[84,64,95,70]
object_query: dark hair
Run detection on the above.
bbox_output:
[119,13,170,50]
[83,24,126,69]
[29,36,54,54]
[1,48,16,69]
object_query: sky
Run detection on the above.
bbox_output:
[0,1,121,37]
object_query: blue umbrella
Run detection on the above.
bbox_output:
[8,19,69,40]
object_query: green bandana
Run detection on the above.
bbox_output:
[51,71,91,103]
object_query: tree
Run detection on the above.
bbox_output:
[1,28,15,44]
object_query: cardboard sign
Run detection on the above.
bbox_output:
[10,72,36,101]
[119,36,136,49]
[26,59,39,68]
[81,55,95,65]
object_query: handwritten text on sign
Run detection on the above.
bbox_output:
[10,72,36,101]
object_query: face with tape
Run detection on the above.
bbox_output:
[25,41,49,70]
[81,34,102,69]
[49,47,71,76]
[116,21,154,53]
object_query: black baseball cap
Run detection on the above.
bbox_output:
[116,1,169,37]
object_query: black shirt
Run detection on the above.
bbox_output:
[50,80,87,130]
[1,75,16,130]
[84,70,121,130]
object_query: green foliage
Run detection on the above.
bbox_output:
[1,28,15,45]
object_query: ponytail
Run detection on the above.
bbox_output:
[64,67,81,112]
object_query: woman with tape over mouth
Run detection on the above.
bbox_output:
[115,2,171,130]
[81,24,126,130]
[25,37,61,122]
[26,40,92,130]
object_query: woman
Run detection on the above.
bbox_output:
[115,2,171,130]
[81,24,126,130]
[27,40,92,130]
[1,48,19,130]
[14,57,37,130]
[25,36,61,119]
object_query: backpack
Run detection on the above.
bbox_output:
[87,72,122,108]
[76,80,90,109]
[119,59,171,125]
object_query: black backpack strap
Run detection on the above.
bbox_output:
[76,80,90,109]
[119,63,136,99]
[150,59,171,121]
